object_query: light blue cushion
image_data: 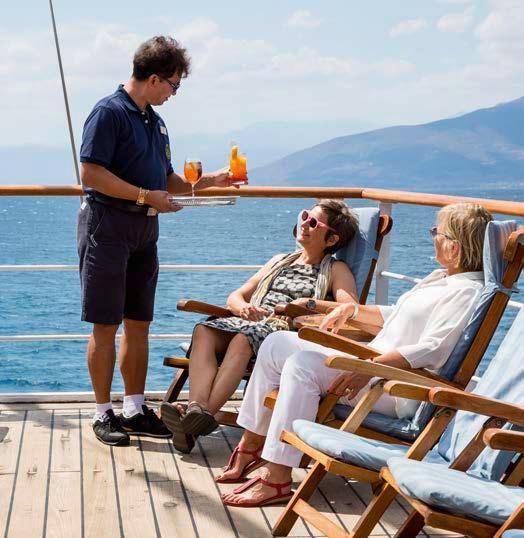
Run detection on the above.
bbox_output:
[388,457,524,525]
[334,220,518,442]
[434,305,524,481]
[502,530,524,537]
[293,419,409,471]
[335,207,380,300]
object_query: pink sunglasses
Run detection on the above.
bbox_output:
[299,210,338,234]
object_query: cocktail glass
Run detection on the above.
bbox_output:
[183,158,203,197]
[230,145,248,186]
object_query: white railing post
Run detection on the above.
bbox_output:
[375,202,393,305]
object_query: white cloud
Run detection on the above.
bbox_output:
[9,8,524,151]
[437,10,475,33]
[474,0,524,67]
[175,17,220,43]
[390,19,428,37]
[372,60,415,77]
[286,10,321,29]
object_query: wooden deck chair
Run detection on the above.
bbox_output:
[380,428,524,538]
[271,222,523,535]
[266,221,523,438]
[161,208,392,425]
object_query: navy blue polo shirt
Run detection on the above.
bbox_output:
[80,85,174,193]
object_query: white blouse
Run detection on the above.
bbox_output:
[341,269,484,418]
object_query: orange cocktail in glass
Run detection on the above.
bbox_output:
[230,146,248,186]
[183,158,202,197]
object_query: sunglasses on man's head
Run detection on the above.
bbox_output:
[300,210,338,234]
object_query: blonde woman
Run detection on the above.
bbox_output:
[219,203,493,508]
[162,200,360,452]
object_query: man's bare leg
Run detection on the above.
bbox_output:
[88,323,119,403]
[88,323,130,446]
[120,318,150,396]
[118,318,171,437]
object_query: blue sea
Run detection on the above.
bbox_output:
[0,187,522,393]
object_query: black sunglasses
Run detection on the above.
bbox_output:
[429,226,455,241]
[158,76,181,94]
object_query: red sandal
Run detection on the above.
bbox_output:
[214,445,265,484]
[221,475,293,507]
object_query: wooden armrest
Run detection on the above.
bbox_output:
[483,429,524,452]
[298,327,381,359]
[383,381,432,401]
[275,304,380,337]
[347,319,382,337]
[294,316,373,342]
[176,299,233,317]
[429,388,524,427]
[274,303,312,317]
[326,357,455,389]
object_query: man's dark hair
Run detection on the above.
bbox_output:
[133,36,191,80]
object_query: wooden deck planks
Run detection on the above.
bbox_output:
[111,437,159,538]
[6,410,53,537]
[139,435,197,537]
[313,473,388,537]
[80,410,123,538]
[45,410,82,538]
[0,411,26,537]
[172,436,237,537]
[0,403,466,537]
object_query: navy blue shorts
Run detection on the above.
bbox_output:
[77,198,159,324]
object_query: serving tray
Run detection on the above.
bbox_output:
[169,195,238,207]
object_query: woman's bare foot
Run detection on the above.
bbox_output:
[215,443,265,483]
[221,466,292,506]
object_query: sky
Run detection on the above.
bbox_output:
[1,0,524,152]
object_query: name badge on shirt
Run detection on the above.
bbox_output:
[159,125,168,135]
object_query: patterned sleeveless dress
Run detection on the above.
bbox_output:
[197,263,321,355]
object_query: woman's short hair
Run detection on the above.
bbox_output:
[438,203,493,272]
[315,199,359,255]
[133,36,191,81]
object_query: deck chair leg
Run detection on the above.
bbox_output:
[272,461,328,536]
[162,368,189,405]
[348,483,398,538]
[392,509,425,538]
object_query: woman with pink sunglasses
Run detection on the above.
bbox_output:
[219,203,491,508]
[161,199,360,452]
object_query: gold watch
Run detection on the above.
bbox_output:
[136,187,149,206]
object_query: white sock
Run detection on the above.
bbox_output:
[123,394,145,418]
[93,402,113,423]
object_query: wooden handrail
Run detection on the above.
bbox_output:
[362,188,524,217]
[0,185,363,198]
[1,185,523,216]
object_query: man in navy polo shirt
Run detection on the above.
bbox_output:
[78,36,231,446]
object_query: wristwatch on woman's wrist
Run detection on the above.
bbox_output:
[306,299,317,311]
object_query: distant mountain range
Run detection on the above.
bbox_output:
[3,98,524,190]
[0,118,375,185]
[251,97,524,190]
